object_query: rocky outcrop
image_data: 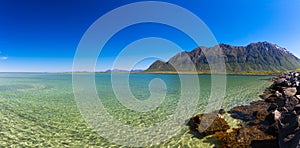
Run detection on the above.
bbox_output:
[263,72,300,147]
[188,111,230,136]
[215,100,278,147]
[188,71,300,147]
[215,126,278,148]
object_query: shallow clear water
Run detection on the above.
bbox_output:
[0,73,272,147]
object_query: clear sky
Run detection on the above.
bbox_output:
[0,0,299,72]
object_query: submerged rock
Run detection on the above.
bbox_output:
[215,126,278,148]
[229,100,270,124]
[189,113,230,136]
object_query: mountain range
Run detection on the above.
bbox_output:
[145,42,300,73]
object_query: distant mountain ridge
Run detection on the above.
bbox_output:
[105,69,143,73]
[145,42,300,73]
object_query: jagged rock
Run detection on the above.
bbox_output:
[265,95,280,103]
[260,93,272,100]
[188,113,230,136]
[278,112,300,148]
[297,86,300,95]
[267,103,278,112]
[276,91,283,97]
[274,110,281,121]
[285,96,299,111]
[284,87,297,96]
[274,78,289,87]
[275,96,286,108]
[295,104,300,114]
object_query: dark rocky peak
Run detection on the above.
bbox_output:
[152,59,165,64]
[219,43,233,49]
[188,47,204,56]
[247,41,291,54]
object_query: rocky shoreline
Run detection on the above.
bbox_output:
[188,71,300,148]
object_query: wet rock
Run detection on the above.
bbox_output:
[230,100,270,123]
[265,95,280,103]
[259,93,272,100]
[218,109,226,115]
[188,113,230,136]
[215,126,277,148]
[254,109,269,120]
[251,140,280,148]
[269,85,284,93]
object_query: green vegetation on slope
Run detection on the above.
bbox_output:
[145,42,300,74]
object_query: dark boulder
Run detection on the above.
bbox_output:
[294,104,300,114]
[230,100,270,122]
[218,109,226,115]
[188,113,230,136]
[278,112,300,148]
[267,103,278,112]
[215,126,277,148]
[285,96,299,111]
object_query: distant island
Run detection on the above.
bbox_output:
[145,41,300,74]
[104,69,144,73]
[66,69,144,74]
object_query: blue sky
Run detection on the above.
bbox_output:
[0,0,299,72]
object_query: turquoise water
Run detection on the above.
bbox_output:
[0,73,272,147]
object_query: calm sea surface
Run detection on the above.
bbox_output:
[0,73,272,147]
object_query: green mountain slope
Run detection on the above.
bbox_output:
[145,42,300,73]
